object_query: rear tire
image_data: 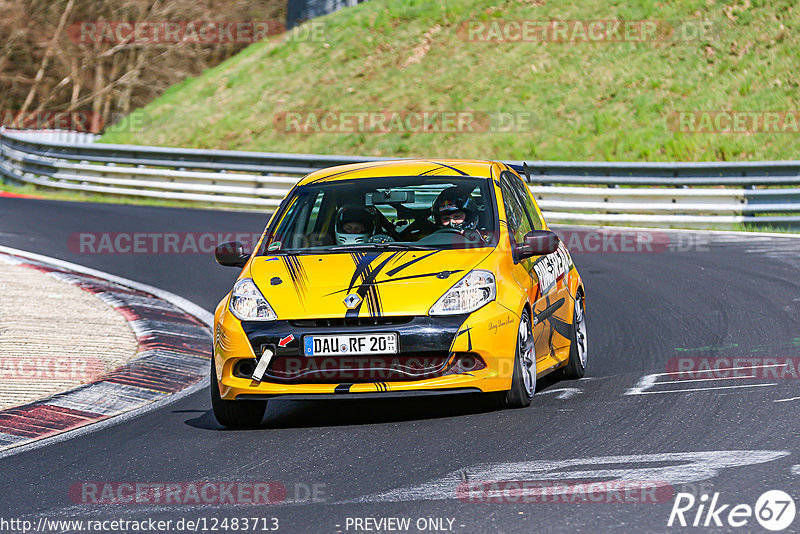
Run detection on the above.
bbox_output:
[210,359,267,428]
[560,292,587,380]
[496,309,536,409]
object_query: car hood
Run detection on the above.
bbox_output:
[249,248,493,319]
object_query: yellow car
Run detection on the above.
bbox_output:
[211,159,586,427]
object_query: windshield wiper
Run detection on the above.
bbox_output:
[329,243,435,251]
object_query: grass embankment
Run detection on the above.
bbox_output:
[101,0,800,162]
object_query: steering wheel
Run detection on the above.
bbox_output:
[434,228,482,243]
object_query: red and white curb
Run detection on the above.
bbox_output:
[0,246,212,455]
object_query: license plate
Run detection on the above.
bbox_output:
[303,333,398,356]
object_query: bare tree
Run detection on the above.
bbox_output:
[0,0,287,131]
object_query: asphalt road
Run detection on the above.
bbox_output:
[1,196,799,533]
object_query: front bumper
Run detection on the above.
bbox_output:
[237,387,483,401]
[213,301,520,400]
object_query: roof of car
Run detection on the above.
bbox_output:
[296,159,505,186]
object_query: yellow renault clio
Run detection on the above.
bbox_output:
[211,160,586,427]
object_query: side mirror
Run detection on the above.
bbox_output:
[516,230,560,261]
[214,241,250,268]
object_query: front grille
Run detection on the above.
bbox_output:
[233,352,485,383]
[289,316,414,328]
[266,353,449,383]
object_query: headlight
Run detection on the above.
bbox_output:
[429,270,496,316]
[229,278,277,321]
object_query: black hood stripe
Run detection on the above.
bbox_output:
[308,162,405,184]
[281,256,308,301]
[386,250,440,277]
[418,161,470,176]
[324,269,464,297]
[346,252,398,317]
[347,252,380,293]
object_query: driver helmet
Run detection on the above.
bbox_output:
[335,206,375,244]
[432,187,479,231]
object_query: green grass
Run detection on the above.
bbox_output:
[726,222,800,234]
[100,0,800,162]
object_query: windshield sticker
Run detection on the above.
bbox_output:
[267,241,282,251]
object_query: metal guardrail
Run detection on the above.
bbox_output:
[4,129,99,145]
[2,129,800,228]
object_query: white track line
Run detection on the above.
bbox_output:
[0,245,212,460]
[346,450,790,504]
[631,383,777,395]
[626,364,787,395]
[539,387,582,399]
[666,375,756,384]
[655,363,788,378]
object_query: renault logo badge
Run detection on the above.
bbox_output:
[343,293,362,309]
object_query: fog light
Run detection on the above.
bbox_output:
[233,359,257,378]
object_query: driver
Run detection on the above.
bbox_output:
[432,188,479,233]
[334,206,375,244]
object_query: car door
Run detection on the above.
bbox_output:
[501,171,572,365]
[497,172,548,363]
[508,171,574,358]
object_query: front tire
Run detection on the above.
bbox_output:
[210,359,267,428]
[497,309,536,409]
[560,291,587,379]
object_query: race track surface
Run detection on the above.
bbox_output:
[1,197,799,533]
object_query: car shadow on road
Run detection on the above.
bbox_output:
[184,394,501,431]
[263,394,503,429]
[183,379,566,431]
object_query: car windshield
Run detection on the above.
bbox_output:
[261,176,497,254]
